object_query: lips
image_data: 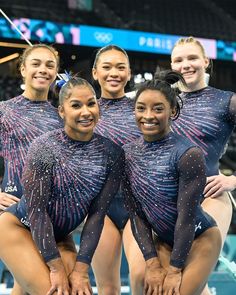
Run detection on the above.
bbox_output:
[141,122,158,129]
[107,80,120,86]
[77,119,94,127]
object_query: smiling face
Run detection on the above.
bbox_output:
[92,49,131,98]
[171,43,209,92]
[20,47,58,99]
[59,85,99,141]
[135,89,175,142]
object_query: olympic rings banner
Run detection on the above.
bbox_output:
[0,17,235,61]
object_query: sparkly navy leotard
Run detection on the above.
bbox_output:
[172,86,236,176]
[95,96,141,229]
[7,129,124,264]
[0,95,63,197]
[124,132,216,268]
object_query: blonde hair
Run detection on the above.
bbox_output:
[172,36,206,58]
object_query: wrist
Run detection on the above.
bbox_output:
[168,265,182,274]
[73,261,89,273]
[47,257,64,272]
[146,257,162,269]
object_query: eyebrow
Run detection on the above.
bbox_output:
[101,62,126,65]
[70,97,96,103]
[30,58,56,63]
[137,102,164,105]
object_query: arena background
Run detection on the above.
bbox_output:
[0,1,236,294]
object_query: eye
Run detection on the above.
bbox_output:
[154,106,164,112]
[136,106,145,112]
[88,101,96,107]
[173,59,182,63]
[102,66,110,70]
[71,103,81,109]
[118,66,126,70]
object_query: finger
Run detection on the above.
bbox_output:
[174,286,180,295]
[206,176,215,183]
[0,204,7,210]
[46,286,57,295]
[203,180,217,194]
[204,183,220,198]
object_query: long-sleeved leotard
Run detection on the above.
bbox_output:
[95,96,141,229]
[7,129,124,264]
[124,132,216,268]
[172,86,236,176]
[0,95,63,197]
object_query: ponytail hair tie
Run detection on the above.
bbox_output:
[55,70,71,89]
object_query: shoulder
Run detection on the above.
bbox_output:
[171,132,201,158]
[94,133,124,161]
[208,86,234,98]
[94,133,124,153]
[27,129,62,165]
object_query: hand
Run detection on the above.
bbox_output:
[163,266,182,295]
[69,262,93,295]
[204,174,236,198]
[0,192,20,210]
[46,258,70,295]
[144,257,167,295]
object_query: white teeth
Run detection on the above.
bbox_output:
[143,123,156,127]
[78,120,92,123]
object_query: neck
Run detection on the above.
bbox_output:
[101,91,125,100]
[179,81,207,93]
[23,89,49,101]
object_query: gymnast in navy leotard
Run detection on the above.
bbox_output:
[0,95,62,199]
[0,44,62,211]
[124,71,221,295]
[129,37,236,294]
[0,77,124,295]
[91,45,141,294]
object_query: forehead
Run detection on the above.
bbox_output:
[26,48,57,62]
[171,43,204,59]
[97,49,128,64]
[69,85,95,99]
[137,89,168,104]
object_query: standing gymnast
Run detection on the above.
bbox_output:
[91,45,142,294]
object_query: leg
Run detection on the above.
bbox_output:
[123,220,145,295]
[157,227,221,295]
[91,216,122,295]
[0,213,52,295]
[201,192,232,245]
[10,230,77,295]
[201,192,232,295]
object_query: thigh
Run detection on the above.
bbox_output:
[201,192,232,244]
[0,212,51,295]
[123,221,146,294]
[123,220,145,275]
[180,227,221,295]
[91,216,122,285]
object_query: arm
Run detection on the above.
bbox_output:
[204,93,236,198]
[69,149,125,293]
[163,147,206,294]
[123,175,167,294]
[22,141,69,294]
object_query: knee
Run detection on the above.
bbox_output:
[129,264,145,287]
[97,284,120,295]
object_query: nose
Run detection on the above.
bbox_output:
[80,105,91,116]
[109,67,119,76]
[182,59,190,69]
[38,64,47,73]
[144,109,154,120]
